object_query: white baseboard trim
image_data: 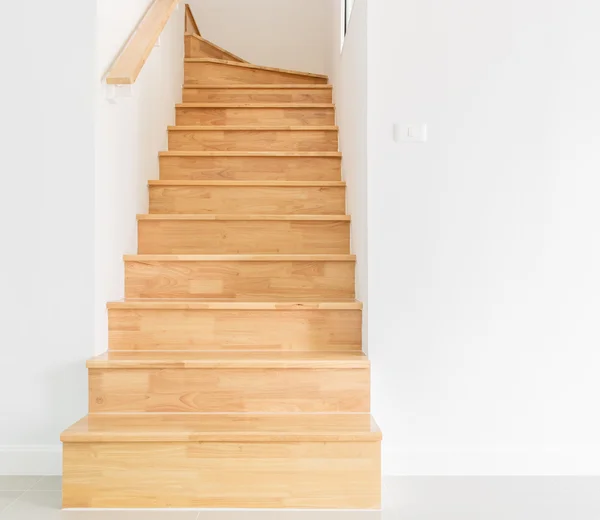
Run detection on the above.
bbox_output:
[0,445,62,475]
[383,443,600,476]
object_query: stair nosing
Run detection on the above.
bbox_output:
[182,84,333,89]
[136,214,350,221]
[124,254,356,262]
[167,125,339,131]
[148,180,345,187]
[107,300,363,310]
[158,151,341,157]
[87,351,369,370]
[176,103,335,108]
[61,413,381,443]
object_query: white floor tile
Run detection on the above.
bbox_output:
[0,491,23,515]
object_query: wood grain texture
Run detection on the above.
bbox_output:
[62,441,381,509]
[137,217,350,254]
[61,413,381,442]
[185,59,329,85]
[182,85,333,103]
[107,300,362,309]
[184,34,246,62]
[88,351,368,369]
[159,152,342,181]
[108,304,362,351]
[89,365,370,413]
[107,0,180,84]
[184,4,200,35]
[168,126,339,152]
[175,104,335,126]
[148,182,346,215]
[124,256,355,299]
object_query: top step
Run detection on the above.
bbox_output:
[185,34,247,62]
[185,59,329,86]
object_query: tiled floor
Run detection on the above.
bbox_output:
[1,476,600,519]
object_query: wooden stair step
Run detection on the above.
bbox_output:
[87,350,369,369]
[124,254,355,300]
[61,413,381,442]
[137,213,349,220]
[62,414,381,509]
[185,58,329,86]
[182,84,333,103]
[185,34,246,62]
[148,180,346,215]
[168,126,339,152]
[107,300,362,351]
[88,350,370,413]
[159,151,342,181]
[175,103,335,126]
[137,214,350,255]
[106,298,363,311]
[148,180,345,186]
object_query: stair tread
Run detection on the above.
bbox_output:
[168,125,339,131]
[148,180,345,186]
[183,84,333,89]
[137,214,350,221]
[184,58,329,80]
[176,103,334,108]
[159,151,341,156]
[107,299,362,310]
[87,350,369,369]
[61,413,381,443]
[124,254,355,261]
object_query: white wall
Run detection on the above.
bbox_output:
[368,0,600,475]
[0,0,184,475]
[330,0,369,349]
[95,0,184,354]
[187,0,332,75]
[0,0,96,473]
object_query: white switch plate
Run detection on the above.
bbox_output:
[393,123,427,143]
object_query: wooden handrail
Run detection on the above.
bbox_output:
[106,0,181,85]
[185,4,201,36]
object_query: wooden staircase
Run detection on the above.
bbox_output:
[61,4,381,510]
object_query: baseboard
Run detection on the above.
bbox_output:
[0,445,62,475]
[383,443,600,476]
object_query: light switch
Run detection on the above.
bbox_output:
[393,123,427,143]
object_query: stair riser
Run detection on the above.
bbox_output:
[183,88,333,103]
[108,308,362,351]
[168,129,338,152]
[185,62,328,85]
[148,185,346,215]
[159,155,341,181]
[176,106,335,126]
[124,260,355,300]
[89,367,370,413]
[138,220,350,254]
[63,441,381,508]
[185,36,243,61]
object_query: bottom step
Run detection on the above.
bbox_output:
[62,414,381,509]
